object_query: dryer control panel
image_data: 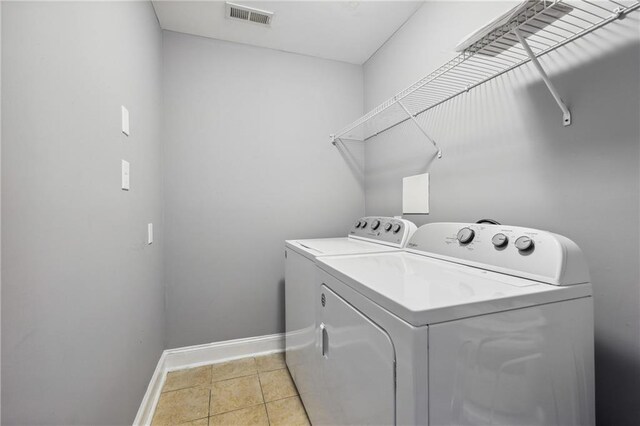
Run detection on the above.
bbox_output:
[406,222,590,286]
[348,217,417,248]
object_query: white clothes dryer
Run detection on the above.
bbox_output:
[312,222,594,426]
[284,216,417,421]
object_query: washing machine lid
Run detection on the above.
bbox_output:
[317,251,592,326]
[285,217,417,261]
[286,237,400,261]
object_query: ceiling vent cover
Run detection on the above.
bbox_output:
[225,2,273,26]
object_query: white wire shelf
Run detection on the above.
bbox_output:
[331,0,640,150]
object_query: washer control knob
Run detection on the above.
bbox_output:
[384,223,393,232]
[457,227,475,244]
[361,221,368,229]
[372,220,381,230]
[355,221,362,228]
[393,224,402,234]
[492,233,509,248]
[515,236,535,252]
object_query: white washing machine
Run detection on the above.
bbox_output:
[312,222,594,426]
[284,216,417,421]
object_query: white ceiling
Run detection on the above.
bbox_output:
[152,1,424,64]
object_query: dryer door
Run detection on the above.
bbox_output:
[316,284,396,425]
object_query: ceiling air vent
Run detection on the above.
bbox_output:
[225,2,273,26]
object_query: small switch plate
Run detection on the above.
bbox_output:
[147,223,153,245]
[121,106,130,136]
[121,160,130,190]
[403,173,429,214]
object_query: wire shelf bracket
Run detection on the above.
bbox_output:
[397,99,443,158]
[330,135,363,146]
[514,28,571,126]
[330,0,640,150]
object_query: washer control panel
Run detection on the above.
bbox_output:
[406,222,590,286]
[349,216,417,248]
[456,227,475,244]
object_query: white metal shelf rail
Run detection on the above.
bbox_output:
[330,0,640,159]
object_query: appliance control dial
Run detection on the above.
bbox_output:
[393,224,402,234]
[492,233,509,248]
[361,221,368,229]
[515,236,534,252]
[355,221,362,228]
[384,223,393,232]
[372,220,381,230]
[457,227,475,244]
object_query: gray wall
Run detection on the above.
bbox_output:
[162,31,364,349]
[0,2,3,420]
[1,2,164,425]
[364,2,640,424]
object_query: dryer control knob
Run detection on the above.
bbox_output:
[457,227,475,244]
[384,223,393,232]
[492,233,509,248]
[372,220,381,230]
[393,224,402,234]
[355,221,362,228]
[361,221,368,229]
[515,236,535,252]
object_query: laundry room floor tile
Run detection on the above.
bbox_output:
[211,357,258,382]
[181,418,209,426]
[210,374,264,415]
[255,353,286,372]
[151,386,210,425]
[163,365,212,392]
[209,404,269,426]
[258,368,298,402]
[151,353,310,425]
[266,396,310,426]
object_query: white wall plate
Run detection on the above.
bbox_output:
[403,173,429,214]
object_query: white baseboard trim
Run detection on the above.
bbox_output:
[133,333,285,426]
[133,351,167,426]
[164,332,285,372]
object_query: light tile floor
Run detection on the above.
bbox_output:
[151,353,310,426]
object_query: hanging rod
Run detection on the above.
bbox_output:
[330,0,639,144]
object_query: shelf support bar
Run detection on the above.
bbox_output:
[397,100,442,159]
[514,28,571,126]
[330,134,363,145]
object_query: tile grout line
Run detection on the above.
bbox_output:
[205,363,214,424]
[255,357,273,425]
[208,364,214,421]
[167,355,285,386]
[161,364,213,394]
[210,371,265,417]
[154,355,294,425]
[263,395,311,425]
[208,387,213,420]
[209,402,268,424]
[211,371,258,384]
[210,370,264,418]
[151,386,211,425]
